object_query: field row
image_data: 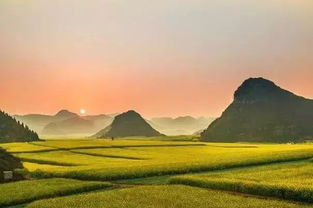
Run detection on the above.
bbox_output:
[0,139,202,153]
[170,160,313,203]
[0,181,311,208]
[0,178,111,207]
[13,142,313,181]
[27,185,312,208]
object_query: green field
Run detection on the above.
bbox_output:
[26,185,311,208]
[0,178,111,207]
[3,140,313,181]
[1,138,313,207]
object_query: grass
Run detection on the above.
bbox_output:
[0,178,111,207]
[170,160,313,203]
[26,185,311,208]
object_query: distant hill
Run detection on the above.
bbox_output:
[54,109,79,119]
[0,110,39,143]
[15,110,113,136]
[42,117,95,135]
[201,77,313,143]
[14,109,79,132]
[94,110,163,138]
[0,148,23,182]
[14,114,57,132]
[82,114,114,133]
[150,116,214,135]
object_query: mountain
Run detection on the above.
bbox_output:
[14,110,79,132]
[150,116,214,135]
[193,129,205,135]
[54,109,79,119]
[42,117,95,135]
[201,77,313,143]
[82,114,114,132]
[41,114,113,136]
[15,110,113,136]
[0,148,23,182]
[14,114,56,132]
[0,110,39,143]
[94,110,163,138]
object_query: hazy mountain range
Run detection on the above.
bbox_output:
[15,110,114,136]
[149,116,214,135]
[2,77,313,143]
[201,77,313,143]
[14,110,212,136]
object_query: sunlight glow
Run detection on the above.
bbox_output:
[80,109,86,115]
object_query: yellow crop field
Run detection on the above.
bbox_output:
[26,185,311,208]
[1,139,312,181]
[1,138,313,207]
[170,161,313,203]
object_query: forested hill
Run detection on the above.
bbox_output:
[0,110,39,143]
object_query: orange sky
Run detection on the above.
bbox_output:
[1,0,313,117]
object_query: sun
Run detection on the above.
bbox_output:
[80,109,86,115]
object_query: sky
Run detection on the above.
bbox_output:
[0,0,313,118]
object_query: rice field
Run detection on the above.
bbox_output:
[3,140,313,181]
[1,138,313,207]
[0,142,55,153]
[170,160,313,203]
[26,185,311,208]
[0,178,111,207]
